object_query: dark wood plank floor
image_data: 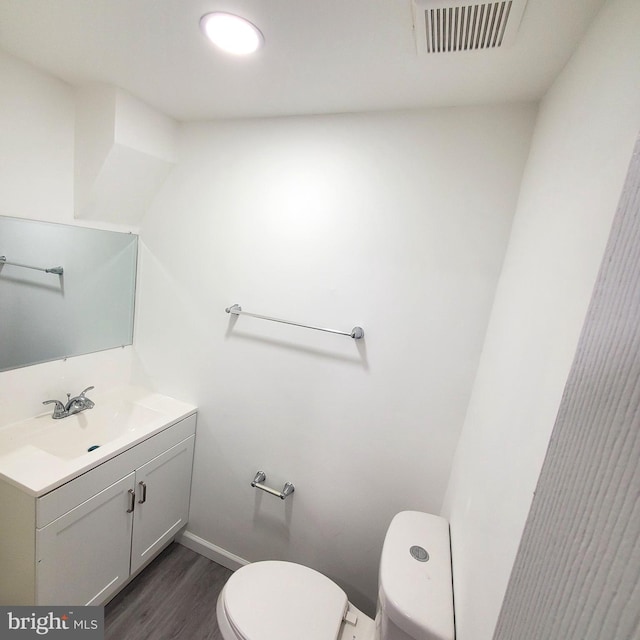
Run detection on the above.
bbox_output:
[105,543,233,640]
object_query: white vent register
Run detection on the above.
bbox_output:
[413,0,529,53]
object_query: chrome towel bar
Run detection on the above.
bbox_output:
[251,471,295,500]
[0,255,63,275]
[226,304,364,340]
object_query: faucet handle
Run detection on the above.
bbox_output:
[43,399,67,419]
[43,399,64,408]
[78,386,95,410]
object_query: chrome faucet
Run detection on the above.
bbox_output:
[43,386,95,419]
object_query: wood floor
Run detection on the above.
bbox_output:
[105,543,233,640]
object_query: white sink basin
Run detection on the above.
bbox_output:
[0,387,197,496]
[32,401,163,460]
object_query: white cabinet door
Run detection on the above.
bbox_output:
[130,436,195,575]
[36,473,135,605]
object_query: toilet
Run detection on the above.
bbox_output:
[216,511,455,640]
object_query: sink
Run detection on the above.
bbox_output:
[32,401,163,460]
[0,386,197,496]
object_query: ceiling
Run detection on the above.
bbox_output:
[0,0,606,122]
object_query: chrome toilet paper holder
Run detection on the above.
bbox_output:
[251,471,295,500]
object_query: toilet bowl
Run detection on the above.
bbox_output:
[216,511,454,640]
[216,560,375,640]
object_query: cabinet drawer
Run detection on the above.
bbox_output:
[37,413,196,528]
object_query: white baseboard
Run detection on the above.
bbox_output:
[177,530,249,571]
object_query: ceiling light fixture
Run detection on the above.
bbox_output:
[199,12,264,55]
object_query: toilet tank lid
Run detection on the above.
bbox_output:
[378,511,454,640]
[223,561,348,640]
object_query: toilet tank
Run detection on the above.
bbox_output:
[376,511,454,640]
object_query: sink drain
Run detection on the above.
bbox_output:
[87,445,100,452]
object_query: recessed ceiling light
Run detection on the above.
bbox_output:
[200,12,264,56]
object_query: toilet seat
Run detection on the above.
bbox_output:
[221,561,348,640]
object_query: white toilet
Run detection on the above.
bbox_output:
[216,511,455,640]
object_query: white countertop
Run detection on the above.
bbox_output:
[0,386,197,497]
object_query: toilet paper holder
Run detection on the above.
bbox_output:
[251,471,295,500]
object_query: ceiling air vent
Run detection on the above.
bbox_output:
[412,0,529,53]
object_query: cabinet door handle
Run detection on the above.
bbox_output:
[138,481,147,504]
[127,489,135,513]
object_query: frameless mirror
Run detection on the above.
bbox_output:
[0,215,137,372]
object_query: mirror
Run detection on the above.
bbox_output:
[0,215,137,372]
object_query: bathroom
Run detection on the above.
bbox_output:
[0,0,639,638]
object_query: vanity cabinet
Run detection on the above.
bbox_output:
[0,412,196,606]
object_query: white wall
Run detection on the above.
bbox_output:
[0,49,136,422]
[441,0,640,638]
[75,85,177,225]
[0,50,74,223]
[135,105,536,612]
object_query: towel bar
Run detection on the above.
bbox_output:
[0,255,63,275]
[251,471,295,500]
[226,304,364,340]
